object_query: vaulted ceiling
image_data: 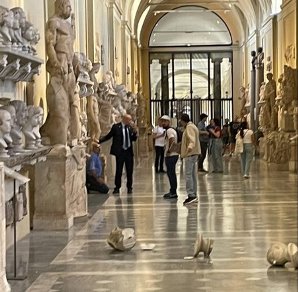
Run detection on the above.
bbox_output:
[122,0,281,46]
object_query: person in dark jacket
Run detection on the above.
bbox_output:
[99,114,138,194]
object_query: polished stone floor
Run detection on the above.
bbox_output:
[8,155,298,292]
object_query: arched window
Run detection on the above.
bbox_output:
[149,6,232,47]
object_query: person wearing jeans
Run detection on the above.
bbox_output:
[160,115,179,199]
[180,114,201,205]
[237,121,254,179]
[152,117,166,173]
[197,113,209,172]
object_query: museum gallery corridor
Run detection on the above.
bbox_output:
[10,156,298,292]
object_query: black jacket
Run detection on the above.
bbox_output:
[99,123,138,156]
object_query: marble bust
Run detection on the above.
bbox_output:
[0,109,12,157]
[22,105,41,149]
[0,6,14,45]
[10,100,27,151]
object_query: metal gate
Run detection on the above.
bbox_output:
[150,98,233,126]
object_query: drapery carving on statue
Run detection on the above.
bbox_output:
[98,99,113,136]
[86,94,101,142]
[265,131,291,163]
[239,86,246,112]
[244,84,251,108]
[40,0,76,145]
[126,92,138,121]
[264,73,277,131]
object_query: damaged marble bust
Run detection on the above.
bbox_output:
[0,108,12,158]
[267,242,298,269]
[107,227,136,251]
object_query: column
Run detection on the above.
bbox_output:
[0,163,11,292]
[250,51,256,131]
[108,0,115,70]
[121,20,128,86]
[159,58,171,115]
[212,58,223,120]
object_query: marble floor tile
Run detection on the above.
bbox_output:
[8,157,298,292]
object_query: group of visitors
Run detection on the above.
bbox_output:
[85,111,255,200]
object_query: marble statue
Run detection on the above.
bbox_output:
[0,109,12,157]
[86,94,101,142]
[107,227,136,251]
[264,73,277,130]
[102,70,117,98]
[126,92,138,121]
[73,52,93,84]
[9,7,26,47]
[0,6,14,45]
[193,234,214,258]
[10,100,27,151]
[22,105,42,149]
[239,86,246,112]
[256,47,264,68]
[22,20,40,54]
[251,50,257,70]
[40,0,76,145]
[98,98,113,135]
[244,84,250,107]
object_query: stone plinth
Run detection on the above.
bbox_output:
[0,163,11,292]
[289,140,298,172]
[33,145,87,230]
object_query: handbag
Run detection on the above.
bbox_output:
[235,130,247,154]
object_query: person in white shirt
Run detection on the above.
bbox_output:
[161,115,179,199]
[236,121,255,179]
[152,117,166,173]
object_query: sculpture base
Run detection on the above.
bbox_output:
[289,140,298,172]
[0,274,10,292]
[33,145,87,230]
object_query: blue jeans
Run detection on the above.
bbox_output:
[209,139,223,172]
[184,155,198,198]
[240,143,253,176]
[165,155,179,194]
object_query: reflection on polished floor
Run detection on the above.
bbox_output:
[9,156,298,292]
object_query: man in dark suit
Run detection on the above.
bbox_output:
[99,114,138,194]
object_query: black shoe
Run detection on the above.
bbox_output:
[159,170,166,173]
[163,192,178,199]
[127,188,133,194]
[183,197,198,205]
[113,188,120,194]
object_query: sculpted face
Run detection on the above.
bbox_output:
[4,10,14,28]
[61,0,72,19]
[0,110,12,134]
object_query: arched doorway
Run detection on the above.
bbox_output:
[148,6,233,126]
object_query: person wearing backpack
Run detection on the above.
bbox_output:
[180,114,201,205]
[160,115,179,199]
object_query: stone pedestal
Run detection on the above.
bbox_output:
[289,140,298,172]
[33,145,87,230]
[0,163,11,292]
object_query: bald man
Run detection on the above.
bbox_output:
[99,114,138,194]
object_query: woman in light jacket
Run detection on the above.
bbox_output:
[236,121,255,179]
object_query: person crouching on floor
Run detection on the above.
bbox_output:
[86,143,109,194]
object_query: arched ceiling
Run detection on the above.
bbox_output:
[123,0,276,47]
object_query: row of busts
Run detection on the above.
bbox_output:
[0,100,43,158]
[0,6,40,54]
